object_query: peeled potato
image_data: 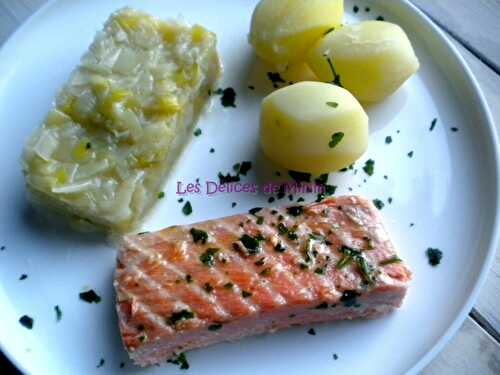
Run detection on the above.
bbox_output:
[260,81,368,174]
[249,0,343,67]
[280,62,319,83]
[307,21,420,102]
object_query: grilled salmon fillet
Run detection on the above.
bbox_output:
[114,195,411,366]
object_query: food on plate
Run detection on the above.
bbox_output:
[280,62,319,83]
[249,0,343,68]
[307,21,419,102]
[259,81,368,174]
[114,196,411,366]
[21,8,221,232]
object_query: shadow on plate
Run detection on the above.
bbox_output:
[19,196,106,247]
[364,87,409,132]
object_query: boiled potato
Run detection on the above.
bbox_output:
[280,62,319,83]
[307,21,420,102]
[260,81,368,173]
[249,0,343,68]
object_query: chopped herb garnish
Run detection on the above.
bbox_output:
[324,27,335,35]
[238,161,252,176]
[376,15,385,21]
[267,72,286,88]
[79,289,101,304]
[120,362,125,368]
[190,228,208,244]
[86,142,92,149]
[365,6,371,11]
[426,248,443,266]
[210,148,215,153]
[242,290,253,298]
[249,207,262,215]
[168,309,195,325]
[314,267,326,275]
[337,246,376,285]
[260,268,272,277]
[256,217,264,225]
[326,101,339,108]
[213,87,237,107]
[363,159,375,176]
[278,224,288,236]
[325,184,337,195]
[407,151,414,158]
[307,328,316,335]
[203,282,214,293]
[340,163,354,172]
[288,170,311,182]
[157,191,165,199]
[193,128,202,136]
[315,302,328,309]
[353,5,359,12]
[239,234,263,255]
[340,290,361,307]
[254,258,266,266]
[373,199,384,210]
[333,354,339,360]
[287,230,298,240]
[324,55,342,86]
[385,136,392,144]
[96,358,105,368]
[315,174,329,185]
[287,206,304,216]
[167,353,190,370]
[0,245,5,251]
[274,242,286,252]
[208,323,223,331]
[430,118,437,131]
[329,132,344,148]
[54,305,62,322]
[224,282,234,289]
[232,202,237,208]
[19,315,33,329]
[19,274,27,280]
[218,172,240,184]
[248,85,255,90]
[451,127,459,132]
[200,248,219,267]
[185,274,193,283]
[297,197,305,202]
[379,256,402,266]
[182,201,193,216]
[268,197,275,203]
[299,263,309,270]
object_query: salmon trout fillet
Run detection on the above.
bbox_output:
[114,195,411,366]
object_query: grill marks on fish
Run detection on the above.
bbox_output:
[115,196,411,363]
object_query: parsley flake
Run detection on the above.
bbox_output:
[182,201,193,216]
[329,132,344,148]
[79,289,101,304]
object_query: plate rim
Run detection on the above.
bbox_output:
[0,0,498,374]
[395,0,500,373]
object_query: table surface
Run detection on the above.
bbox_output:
[1,0,499,374]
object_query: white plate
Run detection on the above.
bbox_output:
[0,0,498,374]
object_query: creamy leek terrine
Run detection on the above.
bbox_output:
[22,8,221,232]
